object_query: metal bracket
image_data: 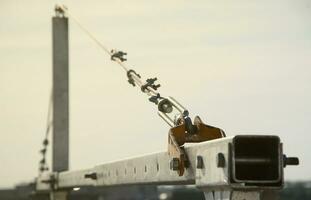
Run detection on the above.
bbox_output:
[168,116,225,176]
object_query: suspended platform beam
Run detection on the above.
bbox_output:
[36,135,298,200]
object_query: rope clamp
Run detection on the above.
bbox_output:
[141,78,160,92]
[127,69,141,86]
[111,50,127,62]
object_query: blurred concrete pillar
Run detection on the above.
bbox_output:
[52,15,69,172]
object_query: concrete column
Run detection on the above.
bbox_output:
[52,16,69,172]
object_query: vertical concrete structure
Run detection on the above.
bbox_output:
[52,16,69,172]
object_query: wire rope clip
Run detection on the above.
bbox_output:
[39,166,49,172]
[40,148,46,154]
[127,69,141,86]
[141,78,160,92]
[111,50,127,62]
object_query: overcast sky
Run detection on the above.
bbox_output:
[0,0,310,187]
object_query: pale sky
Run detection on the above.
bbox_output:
[0,0,310,187]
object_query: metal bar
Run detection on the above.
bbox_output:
[168,96,188,114]
[37,136,284,189]
[52,16,69,172]
[36,135,285,200]
[57,147,197,188]
[37,137,233,190]
[158,111,174,127]
[235,157,272,165]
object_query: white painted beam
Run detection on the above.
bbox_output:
[37,135,283,189]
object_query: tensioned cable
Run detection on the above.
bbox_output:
[54,5,191,128]
[56,5,160,97]
[45,90,53,138]
[38,89,53,174]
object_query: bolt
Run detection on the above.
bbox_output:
[283,155,299,167]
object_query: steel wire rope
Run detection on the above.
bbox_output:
[38,89,53,174]
[56,5,159,97]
